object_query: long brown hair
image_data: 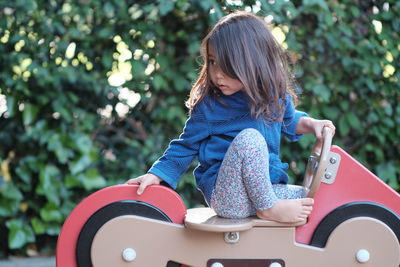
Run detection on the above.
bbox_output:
[186,11,297,121]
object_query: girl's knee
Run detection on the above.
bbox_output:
[238,128,262,137]
[232,128,267,151]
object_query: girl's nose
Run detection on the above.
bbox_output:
[215,66,224,78]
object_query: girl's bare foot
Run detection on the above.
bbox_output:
[256,198,314,223]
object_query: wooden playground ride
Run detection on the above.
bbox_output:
[57,128,400,267]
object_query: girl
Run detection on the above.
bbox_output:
[126,11,335,223]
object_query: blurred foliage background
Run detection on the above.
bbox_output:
[0,0,399,258]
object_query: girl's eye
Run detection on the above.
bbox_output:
[209,59,216,65]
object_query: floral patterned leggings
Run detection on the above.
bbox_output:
[210,128,307,219]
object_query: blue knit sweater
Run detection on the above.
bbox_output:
[148,91,308,205]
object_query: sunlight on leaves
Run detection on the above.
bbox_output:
[372,20,382,34]
[65,42,76,59]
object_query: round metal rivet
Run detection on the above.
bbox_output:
[356,249,370,263]
[224,232,239,243]
[270,262,282,267]
[122,248,136,262]
[324,172,332,179]
[211,262,224,267]
[330,157,337,164]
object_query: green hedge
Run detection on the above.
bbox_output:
[0,0,399,257]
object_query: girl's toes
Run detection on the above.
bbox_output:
[301,198,314,206]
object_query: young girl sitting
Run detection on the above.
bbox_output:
[126,11,335,223]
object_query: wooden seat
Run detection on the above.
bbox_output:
[184,207,306,232]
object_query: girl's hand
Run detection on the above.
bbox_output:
[311,119,336,139]
[125,173,163,195]
[296,117,336,139]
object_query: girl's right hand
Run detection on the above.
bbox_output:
[125,173,163,195]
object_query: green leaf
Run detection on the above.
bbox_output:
[36,164,61,204]
[8,228,26,249]
[312,84,331,101]
[69,154,92,175]
[303,0,329,10]
[153,74,167,90]
[98,28,112,38]
[65,174,81,188]
[321,106,340,120]
[297,134,314,149]
[6,219,35,249]
[374,149,384,163]
[22,103,39,126]
[350,6,360,17]
[6,96,16,117]
[47,133,74,163]
[377,162,399,190]
[52,100,72,122]
[340,101,349,111]
[173,76,187,92]
[74,134,93,154]
[367,112,379,123]
[103,2,115,18]
[346,113,361,130]
[40,202,63,223]
[1,181,23,201]
[159,0,175,16]
[31,217,61,236]
[0,198,20,217]
[339,116,350,136]
[365,78,376,92]
[188,42,200,54]
[82,168,106,190]
[31,217,46,234]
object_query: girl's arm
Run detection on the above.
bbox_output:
[295,116,336,139]
[126,104,209,195]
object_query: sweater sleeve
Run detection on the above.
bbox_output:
[281,94,308,142]
[148,106,209,189]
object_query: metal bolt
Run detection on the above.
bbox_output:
[211,263,224,267]
[324,172,332,179]
[270,263,282,267]
[330,157,337,164]
[227,232,237,240]
[224,232,239,243]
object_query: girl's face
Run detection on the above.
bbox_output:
[208,44,244,96]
